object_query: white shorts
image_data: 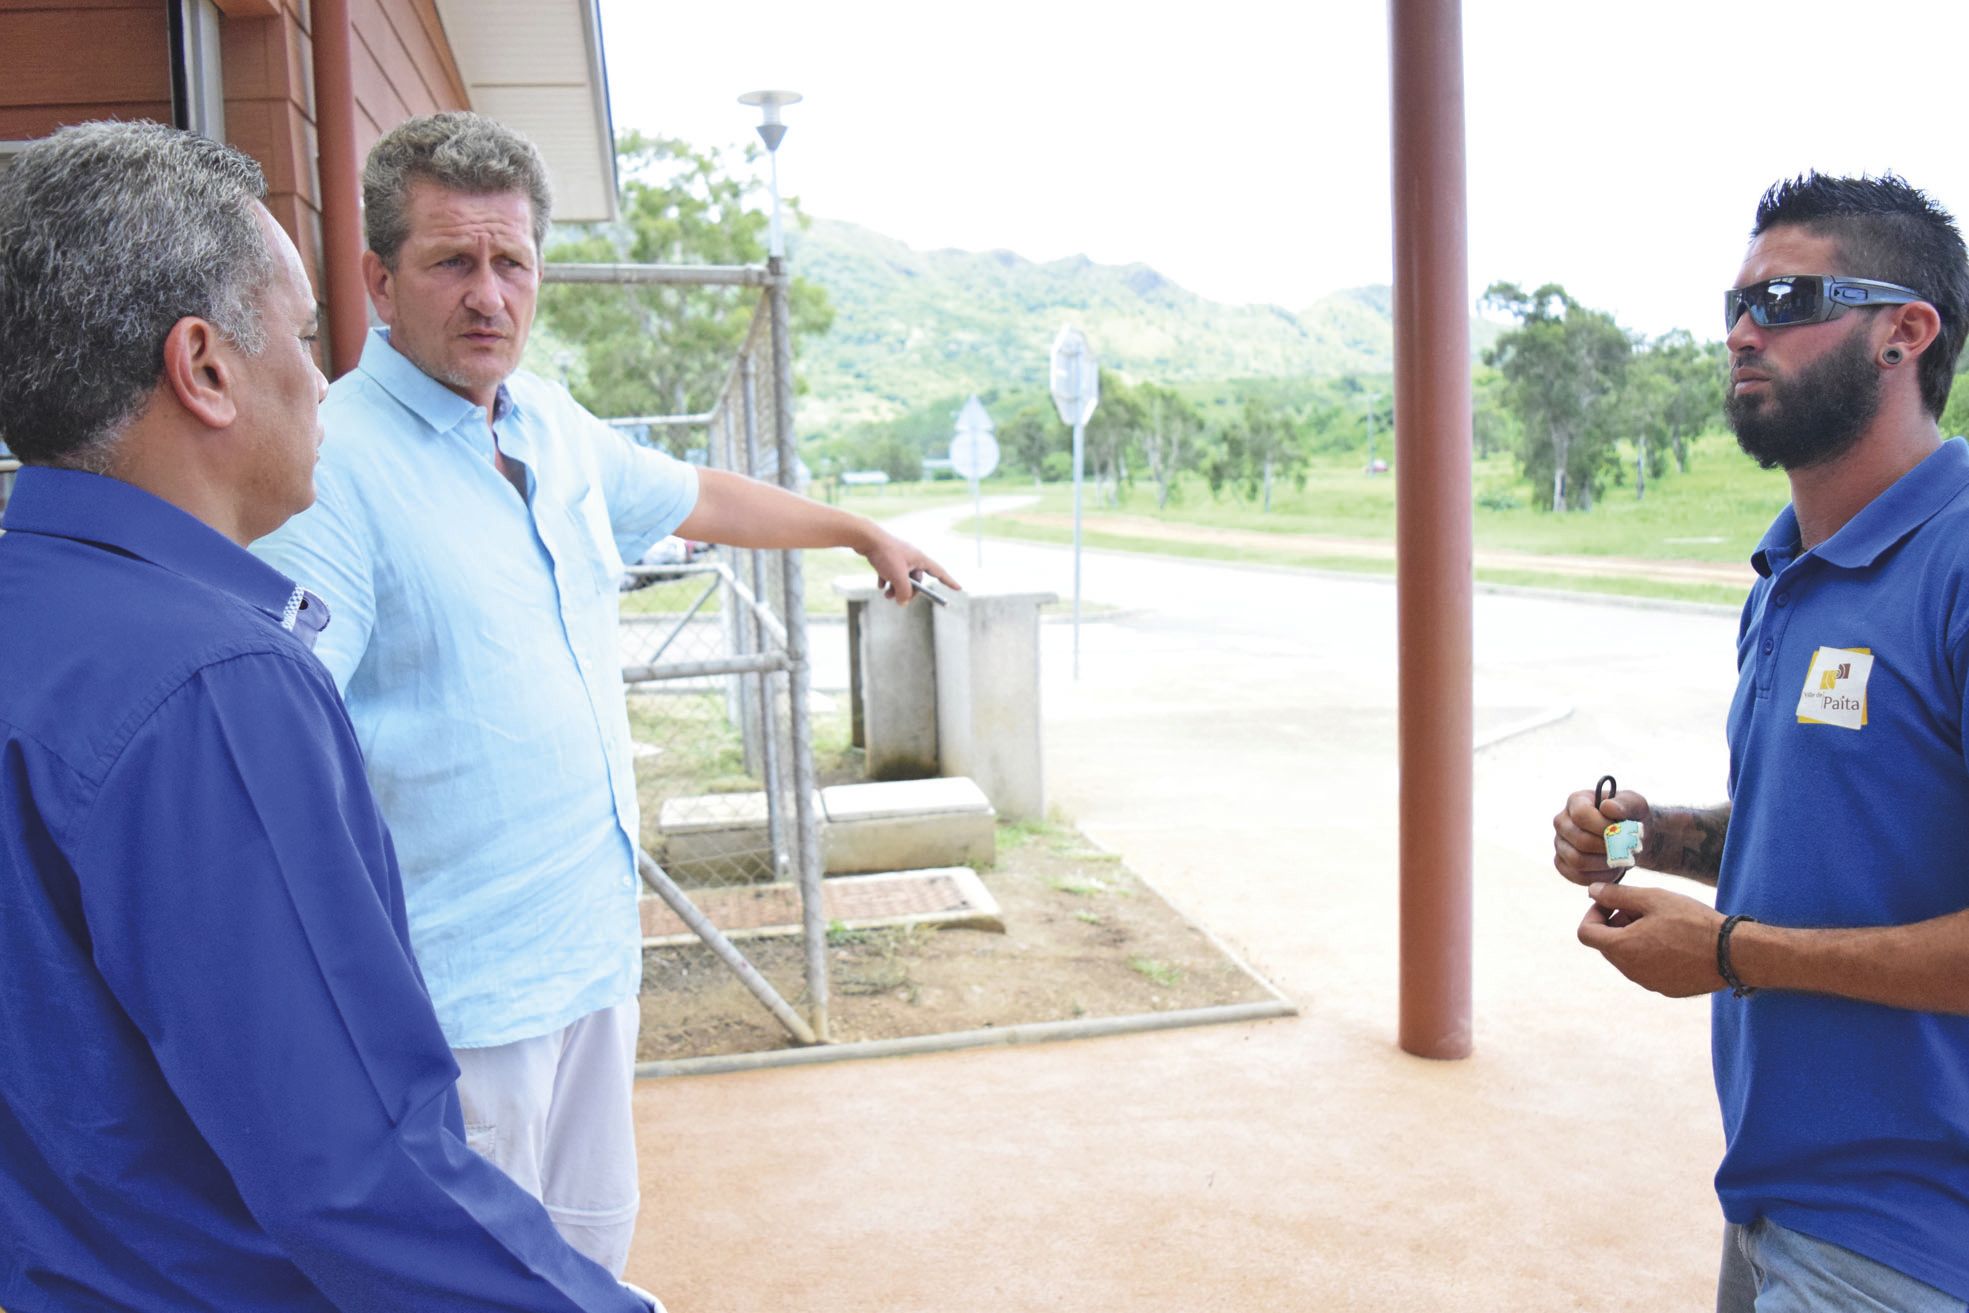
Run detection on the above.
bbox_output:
[453,995,642,1277]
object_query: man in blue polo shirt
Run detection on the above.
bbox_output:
[1553,173,1969,1309]
[0,122,655,1310]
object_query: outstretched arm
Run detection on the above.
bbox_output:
[678,467,958,604]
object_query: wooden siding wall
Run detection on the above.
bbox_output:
[1,0,467,339]
[223,3,324,291]
[351,0,468,157]
[223,0,468,321]
[0,1,172,139]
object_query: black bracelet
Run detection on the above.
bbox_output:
[1717,914,1758,998]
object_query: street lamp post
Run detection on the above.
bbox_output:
[738,87,827,1038]
[739,89,802,259]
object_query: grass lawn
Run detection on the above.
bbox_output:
[887,431,1791,606]
[959,431,1787,560]
[627,434,1788,613]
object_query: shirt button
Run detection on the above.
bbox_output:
[1762,639,1774,655]
[1774,593,1788,608]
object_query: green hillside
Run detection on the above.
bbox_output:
[790,217,1495,431]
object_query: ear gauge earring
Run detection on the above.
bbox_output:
[1882,346,1907,365]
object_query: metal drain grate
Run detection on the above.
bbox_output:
[641,867,1004,948]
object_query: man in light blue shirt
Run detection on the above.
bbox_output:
[254,112,953,1279]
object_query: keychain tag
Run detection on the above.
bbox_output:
[1596,774,1643,870]
[1604,821,1644,868]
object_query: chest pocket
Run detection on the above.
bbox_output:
[553,484,625,597]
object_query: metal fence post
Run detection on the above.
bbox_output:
[767,256,829,1040]
[542,259,824,1050]
[741,352,790,879]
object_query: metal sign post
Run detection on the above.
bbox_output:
[1049,326,1099,678]
[950,395,1000,566]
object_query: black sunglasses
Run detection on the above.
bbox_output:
[1724,275,1926,333]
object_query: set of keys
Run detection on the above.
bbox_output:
[1597,774,1644,870]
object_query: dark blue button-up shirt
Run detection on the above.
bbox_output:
[0,468,642,1310]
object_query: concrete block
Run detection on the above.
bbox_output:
[821,777,997,876]
[657,791,779,884]
[834,578,939,779]
[660,778,997,882]
[932,586,1056,821]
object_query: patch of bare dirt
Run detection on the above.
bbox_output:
[637,822,1271,1062]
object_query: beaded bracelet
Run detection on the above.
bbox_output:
[1717,913,1759,998]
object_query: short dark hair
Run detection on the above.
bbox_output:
[363,112,552,267]
[1752,172,1969,419]
[0,121,271,470]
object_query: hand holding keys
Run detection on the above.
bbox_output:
[1597,774,1644,871]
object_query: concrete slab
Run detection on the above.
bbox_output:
[822,811,996,876]
[657,792,772,834]
[658,780,998,882]
[821,776,993,821]
[820,778,995,874]
[656,792,784,884]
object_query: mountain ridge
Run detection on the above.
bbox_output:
[788,217,1474,431]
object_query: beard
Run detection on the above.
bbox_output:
[1725,327,1882,471]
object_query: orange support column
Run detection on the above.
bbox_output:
[1391,0,1474,1059]
[310,0,367,379]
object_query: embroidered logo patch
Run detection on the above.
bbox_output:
[1796,646,1872,730]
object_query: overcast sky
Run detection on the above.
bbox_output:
[598,0,1969,340]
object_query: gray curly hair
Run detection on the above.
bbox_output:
[0,121,272,470]
[363,111,553,266]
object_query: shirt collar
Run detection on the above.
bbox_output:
[1,466,328,647]
[1751,437,1969,577]
[356,328,517,434]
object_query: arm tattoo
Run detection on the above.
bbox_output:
[1655,804,1729,884]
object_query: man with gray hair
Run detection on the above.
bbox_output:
[254,110,956,1275]
[0,121,656,1310]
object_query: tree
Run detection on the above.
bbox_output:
[1483,282,1632,511]
[1620,330,1724,498]
[1472,369,1519,461]
[1135,382,1203,509]
[537,133,833,453]
[857,429,923,483]
[1081,370,1145,507]
[997,400,1059,484]
[1218,396,1308,512]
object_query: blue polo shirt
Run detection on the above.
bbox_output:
[0,468,641,1310]
[1720,436,1969,1299]
[253,329,698,1048]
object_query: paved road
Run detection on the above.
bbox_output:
[873,494,1741,996]
[633,504,1753,1311]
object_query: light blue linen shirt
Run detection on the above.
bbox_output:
[254,329,698,1048]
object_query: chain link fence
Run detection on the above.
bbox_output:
[543,259,832,1048]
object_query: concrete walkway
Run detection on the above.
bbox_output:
[625,505,1743,1311]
